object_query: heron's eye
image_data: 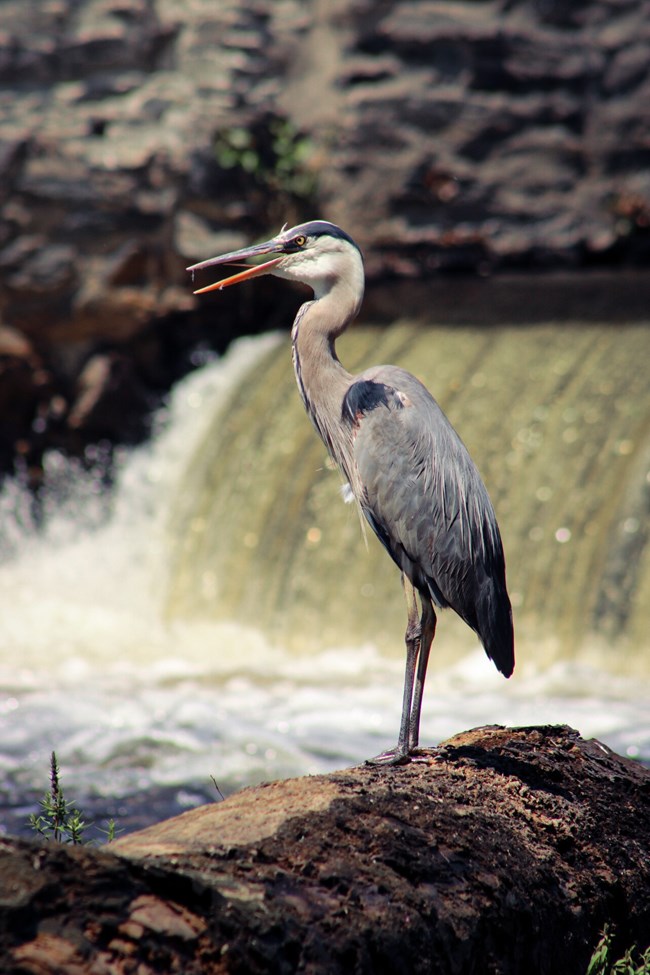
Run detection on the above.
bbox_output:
[293,235,307,247]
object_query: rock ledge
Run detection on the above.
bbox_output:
[1,725,649,974]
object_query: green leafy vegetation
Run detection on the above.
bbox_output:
[28,751,119,845]
[587,925,650,975]
[214,117,318,207]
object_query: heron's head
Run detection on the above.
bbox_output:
[187,221,364,301]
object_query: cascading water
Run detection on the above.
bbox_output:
[168,321,650,669]
[1,324,648,839]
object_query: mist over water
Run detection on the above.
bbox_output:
[1,328,648,838]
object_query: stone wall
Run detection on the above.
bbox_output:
[1,0,649,476]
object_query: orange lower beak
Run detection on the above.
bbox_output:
[192,256,284,295]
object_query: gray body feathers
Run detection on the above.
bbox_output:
[342,366,514,678]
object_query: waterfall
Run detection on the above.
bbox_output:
[1,324,647,838]
[166,321,650,675]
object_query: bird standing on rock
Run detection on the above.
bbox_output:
[188,220,514,765]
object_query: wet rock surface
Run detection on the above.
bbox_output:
[1,726,649,974]
[1,0,649,477]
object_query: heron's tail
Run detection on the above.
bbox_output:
[475,580,515,678]
[429,570,515,678]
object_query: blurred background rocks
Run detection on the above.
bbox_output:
[1,0,649,482]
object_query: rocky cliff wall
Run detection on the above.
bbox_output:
[1,0,649,477]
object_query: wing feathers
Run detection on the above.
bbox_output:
[342,369,514,676]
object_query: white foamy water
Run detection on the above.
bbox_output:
[1,336,648,836]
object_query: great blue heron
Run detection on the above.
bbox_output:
[188,220,514,764]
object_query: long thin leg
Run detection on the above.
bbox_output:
[367,574,420,766]
[408,597,436,751]
[397,574,421,753]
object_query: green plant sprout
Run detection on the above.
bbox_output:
[28,751,119,845]
[587,924,650,975]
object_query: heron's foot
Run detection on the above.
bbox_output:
[364,744,438,767]
[365,746,411,767]
[407,745,438,762]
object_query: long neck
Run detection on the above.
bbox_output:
[291,278,361,475]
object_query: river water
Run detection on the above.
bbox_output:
[1,332,648,838]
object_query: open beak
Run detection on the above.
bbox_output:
[187,238,284,295]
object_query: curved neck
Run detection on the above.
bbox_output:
[291,282,361,472]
